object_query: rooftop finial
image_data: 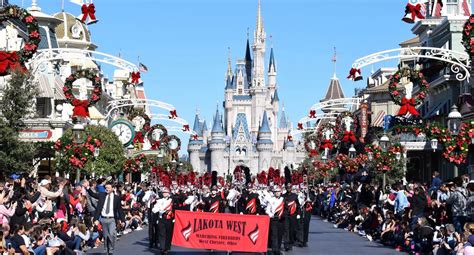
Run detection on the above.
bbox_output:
[256,0,264,35]
[29,0,41,11]
[227,47,233,77]
[332,47,337,79]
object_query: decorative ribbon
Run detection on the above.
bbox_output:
[192,135,198,140]
[0,52,19,75]
[287,135,293,141]
[133,132,144,144]
[297,123,303,130]
[182,124,190,132]
[151,141,161,150]
[309,149,318,158]
[72,99,90,118]
[169,110,178,119]
[320,139,333,150]
[347,68,361,80]
[130,71,140,84]
[308,110,316,118]
[81,4,96,23]
[398,97,419,116]
[342,131,356,143]
[405,3,425,22]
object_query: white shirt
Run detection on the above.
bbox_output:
[265,196,285,218]
[101,193,115,217]
[152,197,172,215]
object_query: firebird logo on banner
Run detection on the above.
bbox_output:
[172,211,270,253]
[248,225,259,245]
[181,222,192,241]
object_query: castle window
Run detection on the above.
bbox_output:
[238,89,242,94]
[446,0,459,15]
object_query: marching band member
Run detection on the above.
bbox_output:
[265,186,286,255]
[243,184,261,215]
[142,185,158,248]
[152,187,174,255]
[204,185,223,213]
[302,184,314,247]
[226,186,241,214]
[284,185,301,251]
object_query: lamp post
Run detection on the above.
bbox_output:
[72,121,85,184]
[378,133,390,188]
[430,138,438,152]
[349,144,356,159]
[447,104,462,177]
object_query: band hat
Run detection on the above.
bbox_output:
[40,179,51,186]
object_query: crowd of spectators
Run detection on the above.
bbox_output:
[0,175,146,255]
[314,171,474,255]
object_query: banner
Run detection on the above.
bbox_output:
[172,210,270,252]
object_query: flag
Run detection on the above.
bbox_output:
[462,0,471,16]
[434,0,443,17]
[331,47,337,63]
[139,62,149,73]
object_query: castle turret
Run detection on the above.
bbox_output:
[257,111,273,172]
[209,106,226,176]
[189,112,204,173]
[268,47,277,94]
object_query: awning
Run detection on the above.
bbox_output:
[89,106,105,120]
[54,75,66,100]
[37,74,54,98]
[371,110,386,127]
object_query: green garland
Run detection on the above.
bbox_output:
[63,69,102,105]
[388,68,429,106]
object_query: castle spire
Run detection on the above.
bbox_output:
[332,47,337,79]
[226,47,233,78]
[269,46,276,73]
[256,0,264,36]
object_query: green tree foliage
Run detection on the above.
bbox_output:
[0,69,38,175]
[55,125,126,176]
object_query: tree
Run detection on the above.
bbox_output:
[0,68,38,176]
[54,125,126,177]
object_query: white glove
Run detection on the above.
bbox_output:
[297,215,301,219]
[240,212,243,215]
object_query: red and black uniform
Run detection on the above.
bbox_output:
[153,196,174,253]
[237,190,249,214]
[204,194,223,213]
[302,194,314,246]
[284,192,300,250]
[243,192,261,215]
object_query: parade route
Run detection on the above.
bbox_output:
[87,217,403,255]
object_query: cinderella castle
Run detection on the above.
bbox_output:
[188,1,306,176]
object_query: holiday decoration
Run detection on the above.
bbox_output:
[169,109,178,119]
[130,71,141,85]
[462,16,474,56]
[364,143,404,172]
[335,154,359,173]
[182,124,190,132]
[297,122,304,130]
[304,133,319,158]
[335,111,358,144]
[77,2,98,25]
[0,5,40,76]
[316,123,336,151]
[128,108,151,144]
[147,124,168,150]
[428,122,473,165]
[388,68,429,116]
[63,69,102,118]
[164,135,181,161]
[312,159,336,177]
[54,135,102,169]
[402,2,425,24]
[392,124,425,136]
[347,68,362,81]
[308,110,316,118]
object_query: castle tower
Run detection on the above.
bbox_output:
[188,112,203,173]
[257,111,273,172]
[209,106,226,176]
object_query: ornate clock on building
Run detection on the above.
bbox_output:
[110,120,135,147]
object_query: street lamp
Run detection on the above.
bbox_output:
[94,147,100,158]
[447,105,462,136]
[72,120,85,183]
[395,151,401,161]
[349,144,356,159]
[430,138,438,152]
[380,133,390,152]
[367,151,373,161]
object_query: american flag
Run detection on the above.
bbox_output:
[462,0,471,16]
[433,0,443,17]
[139,62,149,73]
[331,47,337,63]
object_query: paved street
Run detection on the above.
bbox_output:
[88,217,403,255]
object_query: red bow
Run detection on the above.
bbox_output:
[130,71,140,84]
[151,141,161,150]
[133,132,144,144]
[192,134,198,140]
[398,97,419,116]
[182,124,190,132]
[81,4,97,23]
[308,110,316,118]
[309,149,318,158]
[72,99,90,118]
[297,123,303,130]
[320,139,333,149]
[169,110,178,119]
[342,131,356,143]
[287,135,293,141]
[405,3,425,21]
[0,52,19,75]
[347,68,361,80]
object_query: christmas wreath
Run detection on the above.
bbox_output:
[335,154,359,173]
[462,16,474,56]
[165,135,181,161]
[364,143,404,172]
[54,135,102,169]
[123,153,150,173]
[0,5,41,75]
[147,124,168,150]
[128,108,151,144]
[392,124,425,136]
[304,133,319,158]
[316,123,337,151]
[63,69,102,118]
[388,68,429,116]
[428,122,473,165]
[335,111,359,144]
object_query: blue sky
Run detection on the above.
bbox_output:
[14,0,414,153]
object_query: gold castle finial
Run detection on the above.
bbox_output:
[256,0,264,35]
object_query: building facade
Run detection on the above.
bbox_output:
[188,1,305,176]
